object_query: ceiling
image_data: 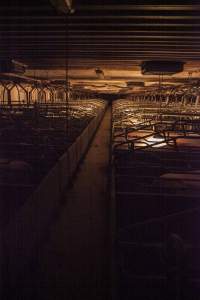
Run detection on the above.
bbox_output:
[1,0,200,90]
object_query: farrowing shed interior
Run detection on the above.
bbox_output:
[1,1,200,299]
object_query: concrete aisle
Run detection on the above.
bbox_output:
[35,106,112,300]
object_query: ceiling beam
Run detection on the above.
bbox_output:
[1,15,200,20]
[3,49,200,54]
[76,5,200,12]
[2,30,200,34]
[3,41,200,45]
[2,35,200,40]
[1,23,200,28]
[1,4,200,11]
[68,44,200,48]
[69,16,200,20]
[3,53,200,58]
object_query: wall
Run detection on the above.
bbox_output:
[0,103,107,290]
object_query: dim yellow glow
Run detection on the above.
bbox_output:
[145,135,166,148]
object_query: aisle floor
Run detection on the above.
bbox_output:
[34,106,111,300]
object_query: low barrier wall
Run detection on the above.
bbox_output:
[0,104,107,289]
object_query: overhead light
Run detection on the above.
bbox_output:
[152,132,164,140]
[145,133,166,148]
